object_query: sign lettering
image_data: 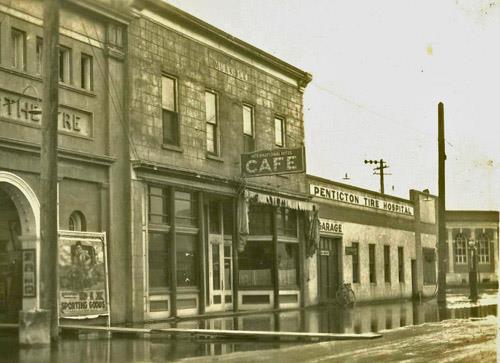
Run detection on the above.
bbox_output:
[310,184,414,216]
[241,147,305,177]
[0,89,92,137]
[319,218,343,235]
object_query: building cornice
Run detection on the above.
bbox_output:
[133,0,312,90]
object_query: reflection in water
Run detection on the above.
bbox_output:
[2,297,497,363]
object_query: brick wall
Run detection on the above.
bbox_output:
[128,15,307,193]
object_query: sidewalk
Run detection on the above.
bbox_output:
[179,316,497,363]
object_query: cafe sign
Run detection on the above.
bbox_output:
[241,147,305,177]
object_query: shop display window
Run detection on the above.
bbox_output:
[238,241,272,287]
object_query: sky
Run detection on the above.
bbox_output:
[165,0,500,211]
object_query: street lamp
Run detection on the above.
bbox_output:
[468,240,479,301]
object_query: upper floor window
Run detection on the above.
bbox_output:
[108,24,123,48]
[205,90,218,155]
[59,46,72,83]
[69,211,87,231]
[81,53,93,90]
[454,234,467,264]
[36,37,43,74]
[161,74,179,146]
[274,116,285,147]
[242,104,255,152]
[11,28,26,70]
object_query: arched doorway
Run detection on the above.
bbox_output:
[0,172,40,322]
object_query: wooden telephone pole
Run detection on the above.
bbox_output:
[437,102,447,304]
[364,159,390,194]
[40,0,60,340]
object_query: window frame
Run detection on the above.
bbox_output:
[454,234,467,264]
[398,246,405,283]
[477,233,490,264]
[59,45,72,84]
[11,28,26,71]
[368,244,376,283]
[351,242,360,283]
[384,245,391,283]
[161,74,180,146]
[274,116,285,147]
[81,53,93,91]
[242,104,255,152]
[36,37,43,74]
[205,90,219,155]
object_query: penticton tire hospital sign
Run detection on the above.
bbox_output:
[241,147,306,177]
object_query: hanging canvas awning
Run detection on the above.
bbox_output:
[244,190,316,211]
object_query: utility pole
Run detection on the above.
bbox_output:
[437,102,447,304]
[40,0,60,340]
[364,159,390,194]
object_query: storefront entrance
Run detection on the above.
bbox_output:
[0,172,40,322]
[206,199,233,312]
[318,237,342,303]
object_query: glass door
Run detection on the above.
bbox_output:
[208,239,233,311]
[206,200,233,312]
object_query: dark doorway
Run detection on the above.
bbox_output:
[0,188,23,322]
[411,259,418,300]
[318,237,342,303]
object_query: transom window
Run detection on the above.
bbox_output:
[149,186,169,224]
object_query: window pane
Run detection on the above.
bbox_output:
[243,105,253,136]
[81,54,92,90]
[222,200,233,236]
[212,244,220,290]
[274,117,284,146]
[384,245,391,283]
[149,232,169,288]
[36,37,43,74]
[208,201,221,234]
[206,124,215,153]
[59,47,71,83]
[162,76,175,111]
[175,191,198,227]
[177,234,197,287]
[205,91,216,124]
[248,204,272,235]
[12,29,26,70]
[369,244,376,283]
[278,242,298,286]
[149,186,169,224]
[277,208,297,237]
[238,241,272,287]
[162,109,179,145]
[352,242,360,283]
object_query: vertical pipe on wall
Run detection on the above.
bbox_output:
[437,102,447,304]
[231,196,239,312]
[197,191,206,315]
[272,207,279,310]
[169,187,177,316]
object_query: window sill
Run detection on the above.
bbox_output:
[206,153,223,162]
[162,144,183,153]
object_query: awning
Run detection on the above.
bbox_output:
[244,190,317,211]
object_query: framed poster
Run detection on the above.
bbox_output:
[58,231,109,319]
[22,249,36,297]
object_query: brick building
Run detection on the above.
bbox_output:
[0,0,130,322]
[445,210,498,286]
[126,1,312,321]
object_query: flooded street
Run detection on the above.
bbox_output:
[1,290,497,362]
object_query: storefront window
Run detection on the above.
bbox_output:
[148,232,170,289]
[238,241,272,287]
[248,205,272,235]
[175,191,198,227]
[176,234,197,287]
[276,208,297,237]
[278,242,298,286]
